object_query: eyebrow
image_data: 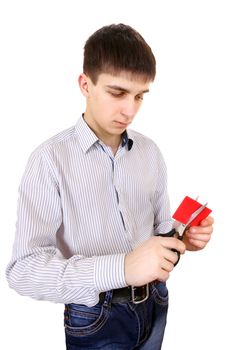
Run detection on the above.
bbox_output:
[105,85,150,94]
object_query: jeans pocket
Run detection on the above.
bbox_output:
[151,282,169,306]
[64,302,110,337]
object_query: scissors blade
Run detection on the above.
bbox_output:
[175,202,208,236]
[185,202,208,227]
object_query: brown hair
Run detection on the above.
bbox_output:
[83,24,156,84]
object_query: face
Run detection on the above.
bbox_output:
[78,72,151,144]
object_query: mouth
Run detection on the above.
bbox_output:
[113,121,129,128]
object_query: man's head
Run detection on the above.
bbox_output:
[83,23,156,84]
[79,24,155,147]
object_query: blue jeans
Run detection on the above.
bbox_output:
[64,282,168,349]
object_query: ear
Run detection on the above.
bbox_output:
[78,73,89,97]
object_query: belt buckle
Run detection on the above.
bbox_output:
[131,284,149,304]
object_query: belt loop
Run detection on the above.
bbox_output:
[103,290,113,307]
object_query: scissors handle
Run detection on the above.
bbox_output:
[157,229,182,266]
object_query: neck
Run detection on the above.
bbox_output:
[83,114,122,153]
[100,136,121,156]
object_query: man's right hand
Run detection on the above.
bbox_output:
[124,236,186,286]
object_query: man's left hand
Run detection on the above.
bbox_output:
[183,216,214,251]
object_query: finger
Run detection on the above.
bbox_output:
[200,215,214,226]
[160,237,186,254]
[186,232,212,242]
[163,247,180,265]
[188,225,213,235]
[187,238,207,249]
[157,269,170,282]
[161,258,175,273]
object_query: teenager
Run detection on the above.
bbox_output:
[7,24,213,349]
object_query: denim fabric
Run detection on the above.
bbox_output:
[64,282,168,350]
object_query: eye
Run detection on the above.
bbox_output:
[136,94,144,101]
[109,91,125,98]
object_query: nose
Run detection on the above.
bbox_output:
[120,98,139,119]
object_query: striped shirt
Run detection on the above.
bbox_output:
[6,115,172,306]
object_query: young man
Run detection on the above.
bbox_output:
[7,24,213,349]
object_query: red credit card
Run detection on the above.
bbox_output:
[172,196,212,227]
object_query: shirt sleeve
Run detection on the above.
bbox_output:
[151,147,173,234]
[6,148,127,307]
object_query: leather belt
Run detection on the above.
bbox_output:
[99,284,149,304]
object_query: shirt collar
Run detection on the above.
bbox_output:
[122,130,133,150]
[75,115,99,153]
[75,115,134,153]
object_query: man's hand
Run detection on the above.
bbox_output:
[124,236,186,286]
[183,215,214,251]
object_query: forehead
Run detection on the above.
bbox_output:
[96,72,151,93]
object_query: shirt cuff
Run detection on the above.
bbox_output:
[94,253,127,292]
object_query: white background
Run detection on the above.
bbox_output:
[0,1,232,349]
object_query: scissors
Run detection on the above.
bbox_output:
[158,202,208,266]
